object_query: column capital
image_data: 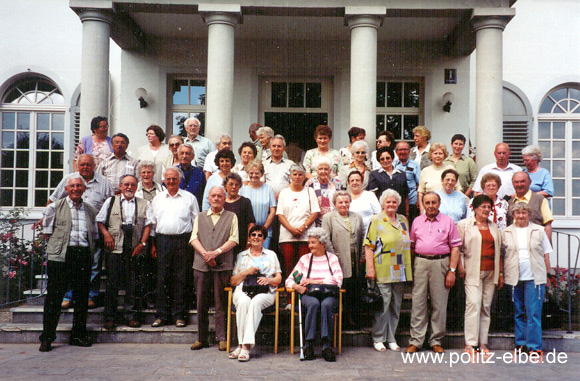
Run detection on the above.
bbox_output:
[471,8,515,32]
[78,9,113,24]
[346,14,383,30]
[199,4,242,26]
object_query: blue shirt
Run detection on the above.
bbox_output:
[393,159,421,204]
[240,183,277,237]
[176,164,206,209]
[525,167,554,197]
[436,190,467,224]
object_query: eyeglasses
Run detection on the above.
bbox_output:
[354,151,366,154]
[379,156,392,161]
[250,233,264,238]
[169,143,181,147]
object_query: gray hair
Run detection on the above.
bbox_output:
[167,134,184,144]
[379,189,402,208]
[272,134,286,147]
[245,159,265,175]
[332,190,351,205]
[313,155,331,170]
[178,143,195,156]
[509,201,532,214]
[185,117,201,127]
[307,227,331,248]
[350,140,369,154]
[67,173,87,187]
[164,166,184,181]
[137,160,156,174]
[215,133,232,146]
[522,145,543,162]
[289,163,306,175]
[257,126,274,138]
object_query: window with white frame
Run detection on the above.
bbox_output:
[538,84,580,217]
[376,80,422,142]
[170,78,206,138]
[0,75,65,208]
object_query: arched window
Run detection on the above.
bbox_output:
[0,75,65,208]
[538,84,580,217]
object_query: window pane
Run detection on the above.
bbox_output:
[573,142,580,158]
[17,132,29,149]
[404,82,420,108]
[172,79,189,105]
[553,179,565,197]
[386,115,402,140]
[573,122,580,139]
[2,112,15,129]
[376,115,385,135]
[36,152,49,169]
[2,131,15,148]
[52,132,64,149]
[553,122,565,139]
[15,170,28,187]
[573,199,580,216]
[37,113,50,130]
[539,141,550,157]
[271,82,287,108]
[35,190,48,207]
[52,113,64,131]
[387,82,402,107]
[16,151,28,168]
[36,171,48,187]
[550,88,567,103]
[172,112,188,136]
[571,100,580,113]
[404,115,419,140]
[553,141,565,158]
[539,97,555,113]
[190,80,206,106]
[574,180,580,196]
[17,112,30,130]
[569,88,580,102]
[574,161,580,177]
[538,122,551,139]
[15,189,27,206]
[288,83,304,108]
[552,198,565,215]
[553,102,566,113]
[376,82,386,107]
[51,152,63,168]
[305,83,321,108]
[552,161,565,177]
[1,170,13,187]
[1,189,13,206]
[50,171,63,188]
[37,132,50,149]
[2,151,14,167]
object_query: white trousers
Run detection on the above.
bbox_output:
[232,286,275,347]
[464,270,495,346]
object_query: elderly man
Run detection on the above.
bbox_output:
[190,186,238,351]
[151,167,199,327]
[394,141,421,225]
[472,143,522,200]
[507,171,553,239]
[249,122,262,148]
[264,135,295,199]
[96,133,139,193]
[48,153,114,308]
[183,117,216,169]
[97,175,154,329]
[203,134,233,179]
[39,175,99,352]
[175,143,205,209]
[405,192,462,354]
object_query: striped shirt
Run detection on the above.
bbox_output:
[285,252,343,288]
[43,197,98,247]
[240,183,276,236]
[96,153,139,192]
[49,172,114,211]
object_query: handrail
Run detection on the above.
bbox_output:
[553,230,580,334]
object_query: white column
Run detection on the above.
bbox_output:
[79,10,112,137]
[472,16,509,169]
[203,12,238,141]
[348,15,382,149]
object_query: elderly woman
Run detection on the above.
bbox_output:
[368,146,409,216]
[338,140,370,190]
[418,143,458,214]
[136,160,165,202]
[224,173,255,254]
[202,149,236,211]
[235,142,258,184]
[410,126,432,169]
[305,156,342,227]
[285,228,343,362]
[522,145,554,199]
[73,116,112,170]
[457,195,503,353]
[371,130,396,170]
[443,134,477,197]
[229,225,282,362]
[162,135,184,171]
[340,126,366,165]
[302,125,342,179]
[468,173,509,231]
[348,171,381,234]
[322,191,364,327]
[256,126,274,161]
[365,189,412,352]
[436,169,468,224]
[240,160,276,249]
[277,164,320,276]
[502,202,552,355]
[136,125,171,184]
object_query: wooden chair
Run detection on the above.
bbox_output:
[287,288,345,355]
[225,287,284,354]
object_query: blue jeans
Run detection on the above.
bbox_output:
[512,281,545,351]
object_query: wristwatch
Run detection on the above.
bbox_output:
[140,241,147,247]
[217,248,223,254]
[449,268,456,273]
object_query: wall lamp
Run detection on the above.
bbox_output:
[442,92,455,113]
[135,88,148,108]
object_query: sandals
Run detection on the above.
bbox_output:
[228,347,242,359]
[238,349,250,362]
[388,342,401,352]
[373,342,387,352]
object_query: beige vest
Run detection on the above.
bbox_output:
[106,195,148,253]
[192,210,235,272]
[502,223,548,286]
[46,198,97,262]
[507,191,544,226]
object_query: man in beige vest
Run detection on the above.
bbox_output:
[39,174,98,352]
[97,175,154,329]
[190,186,239,351]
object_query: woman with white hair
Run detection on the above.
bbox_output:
[136,160,165,201]
[256,126,275,161]
[337,140,370,190]
[285,227,343,362]
[305,156,342,226]
[522,145,553,199]
[365,189,412,352]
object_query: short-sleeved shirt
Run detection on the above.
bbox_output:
[264,157,295,196]
[276,187,320,243]
[410,212,462,255]
[233,248,282,293]
[95,153,139,192]
[393,159,421,204]
[49,172,114,211]
[185,135,216,169]
[472,162,522,199]
[302,148,342,177]
[152,189,199,235]
[436,190,468,224]
[240,183,277,236]
[443,154,478,192]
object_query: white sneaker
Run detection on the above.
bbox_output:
[388,342,401,351]
[284,303,292,311]
[373,342,387,352]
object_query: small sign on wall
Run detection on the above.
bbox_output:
[444,69,457,84]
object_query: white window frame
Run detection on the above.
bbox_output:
[168,76,207,137]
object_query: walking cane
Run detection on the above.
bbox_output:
[292,270,305,361]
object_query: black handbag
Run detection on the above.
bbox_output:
[305,253,340,300]
[242,273,269,297]
[360,280,383,312]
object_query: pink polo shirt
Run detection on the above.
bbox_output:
[410,212,462,255]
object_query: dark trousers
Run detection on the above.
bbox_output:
[40,247,91,343]
[408,204,419,228]
[194,269,230,342]
[301,295,338,349]
[155,233,191,321]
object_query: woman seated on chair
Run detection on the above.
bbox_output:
[285,227,343,362]
[229,225,282,362]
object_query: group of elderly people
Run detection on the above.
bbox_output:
[40,116,555,360]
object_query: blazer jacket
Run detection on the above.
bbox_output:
[322,209,364,279]
[457,216,501,286]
